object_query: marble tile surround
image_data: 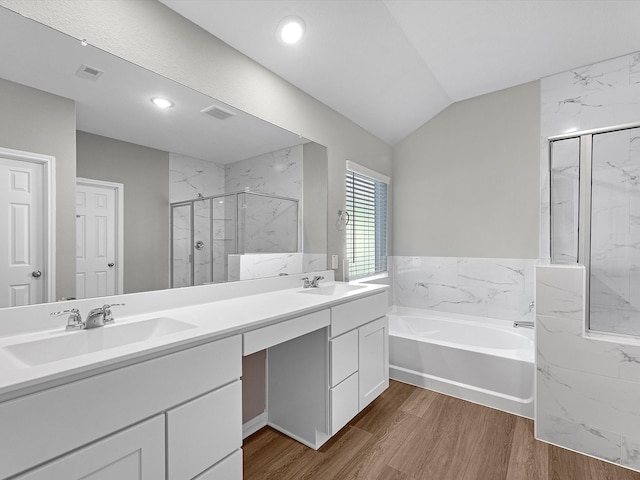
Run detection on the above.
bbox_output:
[536,265,640,472]
[390,256,537,321]
[539,49,640,472]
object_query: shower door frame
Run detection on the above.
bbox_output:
[549,120,640,334]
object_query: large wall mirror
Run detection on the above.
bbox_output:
[0,7,328,308]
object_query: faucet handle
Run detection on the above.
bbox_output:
[51,308,84,331]
[102,303,125,325]
[311,275,325,287]
[301,277,311,288]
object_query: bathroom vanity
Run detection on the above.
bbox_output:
[0,272,388,480]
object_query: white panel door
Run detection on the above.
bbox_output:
[0,156,44,307]
[76,181,118,299]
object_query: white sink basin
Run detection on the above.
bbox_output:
[2,317,196,367]
[299,284,367,296]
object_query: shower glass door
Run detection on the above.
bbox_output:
[589,127,640,335]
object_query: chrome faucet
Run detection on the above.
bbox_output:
[513,320,534,329]
[51,303,125,331]
[302,276,324,288]
[51,308,84,331]
[85,304,125,329]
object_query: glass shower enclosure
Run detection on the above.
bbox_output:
[171,192,299,287]
[550,122,640,336]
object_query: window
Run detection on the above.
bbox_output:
[345,162,389,280]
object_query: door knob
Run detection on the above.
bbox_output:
[32,270,42,278]
[108,262,115,268]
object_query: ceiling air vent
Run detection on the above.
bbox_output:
[201,105,236,120]
[75,64,104,81]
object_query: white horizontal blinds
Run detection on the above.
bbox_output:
[346,165,388,279]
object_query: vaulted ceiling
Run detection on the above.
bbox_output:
[161,0,640,145]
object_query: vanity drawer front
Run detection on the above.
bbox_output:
[330,372,359,435]
[331,292,388,337]
[194,450,243,480]
[0,335,241,480]
[330,329,358,387]
[167,380,242,480]
[243,309,330,355]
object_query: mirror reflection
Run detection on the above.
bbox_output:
[0,7,328,308]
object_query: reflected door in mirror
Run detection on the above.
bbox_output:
[76,179,121,299]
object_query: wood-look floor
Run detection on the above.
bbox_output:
[243,380,640,480]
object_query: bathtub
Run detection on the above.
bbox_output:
[389,307,534,418]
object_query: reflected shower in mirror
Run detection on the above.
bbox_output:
[0,6,328,308]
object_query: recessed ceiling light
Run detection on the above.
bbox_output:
[151,97,173,109]
[277,16,305,45]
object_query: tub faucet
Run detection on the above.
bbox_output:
[513,321,534,329]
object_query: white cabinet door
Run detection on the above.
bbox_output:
[358,316,389,410]
[167,381,242,480]
[15,415,165,480]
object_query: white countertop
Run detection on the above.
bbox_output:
[0,280,388,402]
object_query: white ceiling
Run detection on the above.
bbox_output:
[160,0,640,146]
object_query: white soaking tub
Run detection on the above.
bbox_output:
[389,307,534,418]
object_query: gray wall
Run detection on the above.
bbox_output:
[76,131,170,294]
[0,77,76,299]
[303,142,328,255]
[392,81,540,258]
[1,0,393,281]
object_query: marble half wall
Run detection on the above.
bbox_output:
[228,253,327,281]
[390,256,537,321]
[536,265,640,472]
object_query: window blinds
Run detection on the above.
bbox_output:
[345,168,388,279]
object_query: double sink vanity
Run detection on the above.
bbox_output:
[0,271,389,480]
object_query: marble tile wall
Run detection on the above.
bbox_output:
[225,145,302,199]
[536,265,640,472]
[390,256,537,321]
[169,152,225,203]
[539,50,640,471]
[227,253,327,281]
[170,146,305,284]
[227,145,303,255]
[541,51,640,261]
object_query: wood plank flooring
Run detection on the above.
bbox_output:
[243,380,640,480]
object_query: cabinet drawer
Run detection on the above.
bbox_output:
[194,449,243,480]
[243,309,330,355]
[330,329,358,387]
[167,381,242,480]
[331,292,388,337]
[0,335,241,480]
[330,372,359,435]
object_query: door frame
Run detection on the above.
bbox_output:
[0,146,56,304]
[76,177,125,296]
